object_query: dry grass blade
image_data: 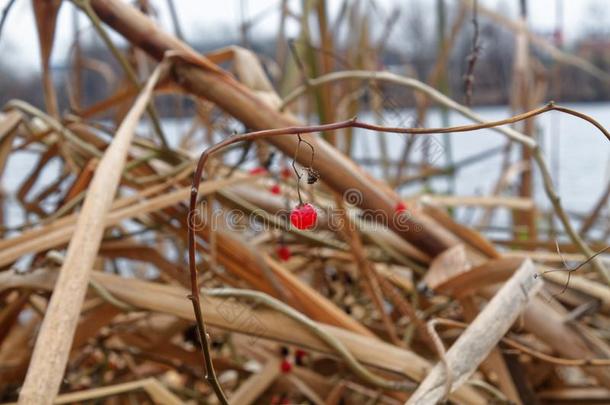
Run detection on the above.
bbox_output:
[228,358,280,405]
[0,268,487,404]
[407,259,542,404]
[7,378,182,405]
[17,61,168,405]
[32,0,61,117]
[0,110,22,180]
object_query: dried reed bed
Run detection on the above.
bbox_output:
[0,1,609,404]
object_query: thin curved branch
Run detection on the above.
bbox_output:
[278,69,610,283]
[187,101,610,400]
[0,0,17,43]
[280,70,610,143]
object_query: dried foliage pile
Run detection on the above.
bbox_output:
[0,1,609,404]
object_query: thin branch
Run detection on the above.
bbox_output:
[541,245,610,295]
[186,97,610,402]
[0,0,17,43]
[278,69,610,283]
[463,0,480,106]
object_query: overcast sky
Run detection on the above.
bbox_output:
[0,0,607,76]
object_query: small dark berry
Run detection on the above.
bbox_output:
[306,168,320,184]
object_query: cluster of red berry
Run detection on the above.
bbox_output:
[279,348,308,374]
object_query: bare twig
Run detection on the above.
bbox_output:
[542,245,610,295]
[187,107,584,401]
[280,70,610,283]
[463,0,480,106]
[0,0,17,43]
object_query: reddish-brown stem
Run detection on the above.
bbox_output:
[187,102,610,401]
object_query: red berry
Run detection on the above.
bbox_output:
[276,245,291,261]
[270,184,281,195]
[280,166,292,179]
[295,349,307,365]
[395,201,407,212]
[290,203,317,230]
[280,359,292,373]
[249,167,267,175]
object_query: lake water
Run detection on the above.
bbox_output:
[2,103,609,237]
[352,103,610,215]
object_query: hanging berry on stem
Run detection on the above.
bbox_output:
[290,203,317,230]
[290,133,318,231]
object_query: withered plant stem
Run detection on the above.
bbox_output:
[72,0,169,148]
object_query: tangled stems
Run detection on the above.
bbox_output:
[281,70,610,282]
[204,288,413,391]
[188,103,610,400]
[72,0,169,148]
[291,134,315,205]
[433,318,610,367]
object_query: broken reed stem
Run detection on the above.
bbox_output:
[434,318,610,367]
[406,259,542,404]
[333,195,402,346]
[46,250,136,311]
[426,319,452,402]
[280,69,610,283]
[17,62,167,405]
[204,288,412,391]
